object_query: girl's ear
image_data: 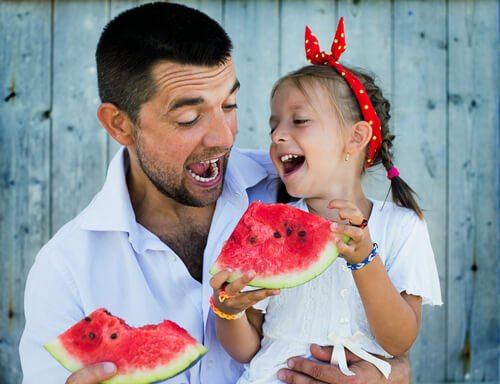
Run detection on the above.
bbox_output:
[97,103,135,146]
[345,120,372,155]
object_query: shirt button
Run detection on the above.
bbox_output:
[340,289,348,298]
[207,359,213,369]
[342,265,349,272]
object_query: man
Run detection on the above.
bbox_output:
[20,3,410,383]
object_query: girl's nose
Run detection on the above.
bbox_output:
[271,124,289,144]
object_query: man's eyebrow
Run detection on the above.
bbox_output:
[168,97,204,113]
[230,79,240,95]
[167,79,240,113]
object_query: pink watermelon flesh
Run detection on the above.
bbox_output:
[44,308,207,384]
[210,202,345,288]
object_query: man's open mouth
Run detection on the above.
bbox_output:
[280,154,305,175]
[187,157,222,186]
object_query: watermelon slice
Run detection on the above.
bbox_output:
[44,308,207,384]
[210,202,346,288]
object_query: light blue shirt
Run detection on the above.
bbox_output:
[20,147,277,384]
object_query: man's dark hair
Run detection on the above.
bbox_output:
[96,2,233,123]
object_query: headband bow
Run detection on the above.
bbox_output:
[305,17,382,167]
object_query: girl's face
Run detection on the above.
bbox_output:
[269,82,347,199]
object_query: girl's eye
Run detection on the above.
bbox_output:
[293,119,309,125]
[177,116,200,127]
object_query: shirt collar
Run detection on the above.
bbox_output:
[79,146,269,235]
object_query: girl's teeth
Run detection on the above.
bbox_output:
[281,154,300,162]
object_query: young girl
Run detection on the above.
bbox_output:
[210,18,442,383]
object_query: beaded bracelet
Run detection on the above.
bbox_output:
[209,295,245,320]
[346,243,379,271]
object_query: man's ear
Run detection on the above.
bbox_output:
[345,120,372,155]
[97,103,135,146]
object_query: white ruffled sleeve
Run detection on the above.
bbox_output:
[385,213,443,306]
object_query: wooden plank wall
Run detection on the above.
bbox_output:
[0,1,498,383]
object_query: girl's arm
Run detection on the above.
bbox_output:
[350,256,421,356]
[210,270,279,363]
[329,200,421,357]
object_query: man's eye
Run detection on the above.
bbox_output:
[223,103,238,111]
[177,116,200,127]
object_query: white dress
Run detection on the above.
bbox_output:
[237,198,442,384]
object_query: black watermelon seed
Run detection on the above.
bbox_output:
[274,232,282,238]
[110,333,118,339]
[249,236,257,244]
[84,317,91,322]
[286,228,292,236]
[89,332,96,340]
[104,310,111,315]
[298,231,306,237]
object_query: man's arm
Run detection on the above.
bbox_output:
[277,344,410,384]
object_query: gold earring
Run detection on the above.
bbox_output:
[345,152,350,162]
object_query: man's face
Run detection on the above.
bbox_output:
[132,59,239,207]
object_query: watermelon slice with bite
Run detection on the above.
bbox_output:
[210,202,346,288]
[44,308,207,384]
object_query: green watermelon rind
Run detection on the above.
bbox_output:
[210,238,347,289]
[44,338,208,384]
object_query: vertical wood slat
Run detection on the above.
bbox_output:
[392,1,447,381]
[280,0,336,76]
[0,2,51,383]
[447,1,499,380]
[224,0,280,150]
[51,1,109,232]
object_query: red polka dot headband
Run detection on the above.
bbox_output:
[305,17,382,168]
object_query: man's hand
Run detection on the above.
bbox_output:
[277,344,410,384]
[65,362,116,384]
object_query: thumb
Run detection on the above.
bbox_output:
[309,344,333,362]
[66,362,117,384]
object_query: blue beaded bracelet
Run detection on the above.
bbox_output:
[346,243,378,271]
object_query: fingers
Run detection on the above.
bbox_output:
[277,368,321,383]
[309,344,334,363]
[328,200,366,226]
[66,362,116,384]
[209,270,233,290]
[210,269,279,314]
[224,271,256,295]
[330,222,364,243]
[278,357,342,383]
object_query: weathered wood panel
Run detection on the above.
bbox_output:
[447,0,499,380]
[224,0,280,149]
[0,2,51,382]
[392,1,448,381]
[51,1,109,231]
[0,1,498,383]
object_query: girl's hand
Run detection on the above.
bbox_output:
[328,199,374,265]
[209,270,280,316]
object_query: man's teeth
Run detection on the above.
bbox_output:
[281,154,301,162]
[188,160,219,182]
[200,158,219,164]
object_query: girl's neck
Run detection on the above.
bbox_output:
[305,183,372,221]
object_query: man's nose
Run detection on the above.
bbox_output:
[203,110,236,148]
